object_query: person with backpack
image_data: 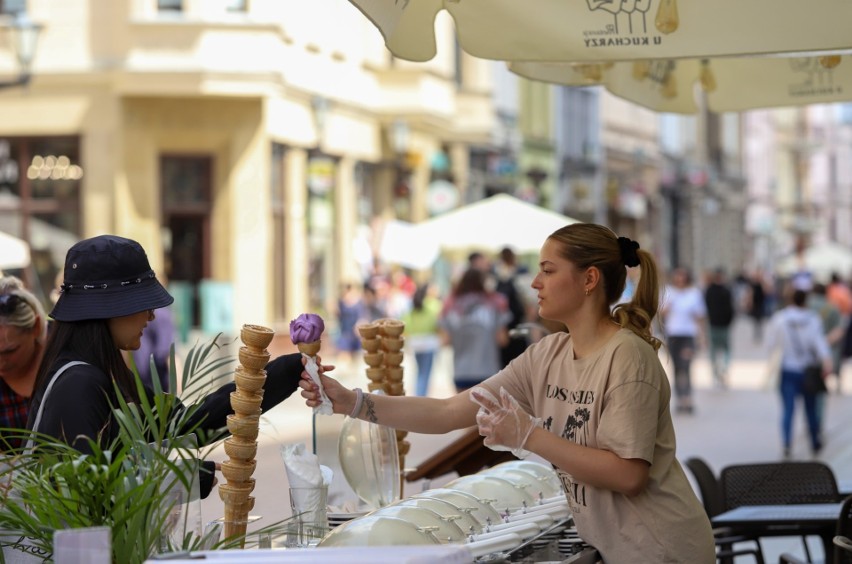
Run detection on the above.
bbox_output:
[703,268,735,389]
[765,288,832,458]
[438,268,510,391]
[494,247,529,367]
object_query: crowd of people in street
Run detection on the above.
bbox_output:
[331,246,544,396]
[653,262,852,459]
[328,238,852,461]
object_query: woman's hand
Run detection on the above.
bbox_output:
[471,386,541,459]
[298,355,353,415]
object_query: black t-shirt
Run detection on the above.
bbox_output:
[704,283,734,327]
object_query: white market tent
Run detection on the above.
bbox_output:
[377,219,441,270]
[415,194,581,255]
[777,241,852,282]
[0,230,31,270]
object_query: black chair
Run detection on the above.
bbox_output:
[835,495,852,564]
[779,495,852,563]
[685,457,764,563]
[720,461,840,563]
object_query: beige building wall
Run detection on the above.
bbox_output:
[0,0,497,334]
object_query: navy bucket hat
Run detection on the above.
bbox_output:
[50,235,174,322]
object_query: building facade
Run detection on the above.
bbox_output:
[0,0,498,338]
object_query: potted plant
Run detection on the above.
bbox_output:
[0,335,295,563]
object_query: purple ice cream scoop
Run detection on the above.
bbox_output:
[289,313,325,344]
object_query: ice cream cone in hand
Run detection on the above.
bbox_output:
[290,313,334,415]
[290,313,325,357]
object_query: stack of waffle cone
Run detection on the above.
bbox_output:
[358,318,409,494]
[219,323,274,544]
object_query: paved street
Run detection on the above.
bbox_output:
[196,315,852,561]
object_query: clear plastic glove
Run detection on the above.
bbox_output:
[470,386,541,459]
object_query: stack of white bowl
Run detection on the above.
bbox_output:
[318,460,574,559]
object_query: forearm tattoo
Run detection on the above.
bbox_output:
[364,394,378,423]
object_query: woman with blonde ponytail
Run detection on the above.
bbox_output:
[301,223,714,563]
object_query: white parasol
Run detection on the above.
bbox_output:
[414,194,580,254]
[349,0,852,63]
[511,54,852,114]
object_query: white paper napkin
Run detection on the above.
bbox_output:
[279,443,333,488]
[302,354,334,416]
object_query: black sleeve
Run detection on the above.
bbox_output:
[199,459,216,499]
[180,353,303,445]
[259,353,303,410]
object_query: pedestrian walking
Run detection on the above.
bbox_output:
[661,267,707,414]
[131,272,176,392]
[401,282,442,397]
[301,223,715,563]
[807,283,843,444]
[765,289,832,458]
[494,247,529,367]
[334,283,364,365]
[704,268,735,389]
[827,272,852,393]
[746,269,769,343]
[438,268,510,392]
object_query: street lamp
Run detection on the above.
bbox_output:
[1,12,42,89]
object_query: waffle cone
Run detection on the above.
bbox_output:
[297,341,321,356]
[223,509,249,542]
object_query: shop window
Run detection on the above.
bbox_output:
[0,0,26,14]
[0,136,81,305]
[157,0,182,12]
[226,0,247,12]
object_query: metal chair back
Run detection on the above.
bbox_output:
[685,457,726,518]
[684,458,765,563]
[720,462,839,510]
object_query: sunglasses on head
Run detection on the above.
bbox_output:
[0,294,22,315]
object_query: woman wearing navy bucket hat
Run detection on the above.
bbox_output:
[26,234,313,498]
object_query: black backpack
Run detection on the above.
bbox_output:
[495,275,525,330]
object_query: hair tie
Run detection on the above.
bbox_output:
[617,237,641,268]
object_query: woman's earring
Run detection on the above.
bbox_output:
[585,288,590,296]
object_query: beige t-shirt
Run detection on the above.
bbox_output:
[481,328,715,563]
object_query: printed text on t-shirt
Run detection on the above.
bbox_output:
[545,384,595,404]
